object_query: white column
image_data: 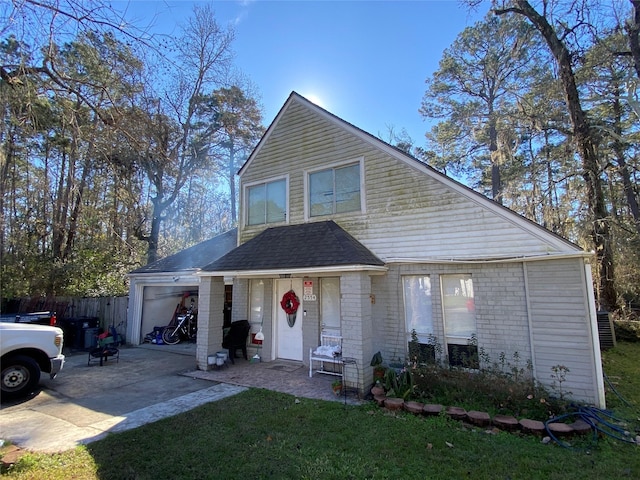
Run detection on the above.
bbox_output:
[126,279,145,345]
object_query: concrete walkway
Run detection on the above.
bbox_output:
[0,346,245,452]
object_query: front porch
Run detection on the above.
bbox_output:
[140,339,363,404]
[187,357,363,404]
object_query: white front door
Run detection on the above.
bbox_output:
[275,279,303,360]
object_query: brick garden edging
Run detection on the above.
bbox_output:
[375,397,591,438]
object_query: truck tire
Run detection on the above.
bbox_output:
[1,355,41,400]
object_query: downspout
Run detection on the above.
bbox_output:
[522,262,537,379]
[584,261,606,408]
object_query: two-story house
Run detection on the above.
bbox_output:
[195,92,604,407]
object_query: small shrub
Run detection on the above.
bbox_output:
[405,342,569,420]
[411,363,563,419]
[407,329,440,365]
[550,364,571,401]
[383,366,414,399]
[613,319,640,342]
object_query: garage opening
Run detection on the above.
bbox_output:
[140,287,198,342]
[138,284,233,347]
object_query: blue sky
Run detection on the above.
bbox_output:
[118,1,490,149]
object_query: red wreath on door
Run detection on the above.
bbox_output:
[280,290,300,315]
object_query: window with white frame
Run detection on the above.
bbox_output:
[249,279,265,340]
[247,178,286,226]
[403,275,435,363]
[309,162,361,217]
[320,277,341,334]
[441,274,478,368]
[249,279,265,324]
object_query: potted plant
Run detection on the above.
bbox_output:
[371,379,385,397]
[370,351,386,380]
[331,380,342,396]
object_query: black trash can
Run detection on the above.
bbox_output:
[58,317,100,350]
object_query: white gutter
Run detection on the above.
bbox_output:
[522,262,537,380]
[127,270,200,279]
[196,252,592,276]
[197,264,388,278]
[384,251,593,265]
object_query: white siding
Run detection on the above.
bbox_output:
[240,99,575,259]
[231,94,600,405]
[526,259,599,404]
[371,260,601,405]
[372,263,532,370]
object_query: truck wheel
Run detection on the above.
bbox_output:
[1,355,41,399]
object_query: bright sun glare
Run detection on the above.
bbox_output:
[304,93,325,109]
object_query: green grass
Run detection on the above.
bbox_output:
[601,341,640,418]
[3,342,640,480]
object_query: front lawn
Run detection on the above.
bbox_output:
[2,342,639,480]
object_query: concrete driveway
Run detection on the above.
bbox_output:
[0,345,246,452]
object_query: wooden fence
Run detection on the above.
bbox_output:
[8,296,129,331]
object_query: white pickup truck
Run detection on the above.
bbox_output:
[1,323,65,400]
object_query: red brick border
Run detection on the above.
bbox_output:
[374,397,593,438]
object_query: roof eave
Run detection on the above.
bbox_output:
[128,269,200,278]
[198,264,388,278]
[238,92,299,177]
[384,251,593,265]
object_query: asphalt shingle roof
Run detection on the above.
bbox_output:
[130,228,237,274]
[202,221,384,272]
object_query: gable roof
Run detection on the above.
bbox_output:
[201,221,385,276]
[240,92,581,254]
[129,228,237,275]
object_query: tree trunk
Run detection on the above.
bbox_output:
[0,128,16,259]
[229,139,237,224]
[147,207,162,265]
[52,146,69,260]
[498,0,619,310]
[63,154,91,261]
[64,117,99,260]
[611,82,640,234]
[628,0,640,79]
[488,105,503,204]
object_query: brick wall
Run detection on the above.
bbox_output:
[196,277,225,370]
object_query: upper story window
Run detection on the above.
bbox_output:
[309,162,362,217]
[247,178,286,226]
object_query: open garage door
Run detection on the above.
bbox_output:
[140,287,198,342]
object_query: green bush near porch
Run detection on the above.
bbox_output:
[410,363,566,420]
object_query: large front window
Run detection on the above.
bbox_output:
[403,275,435,363]
[247,179,286,225]
[309,163,361,217]
[441,274,477,368]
